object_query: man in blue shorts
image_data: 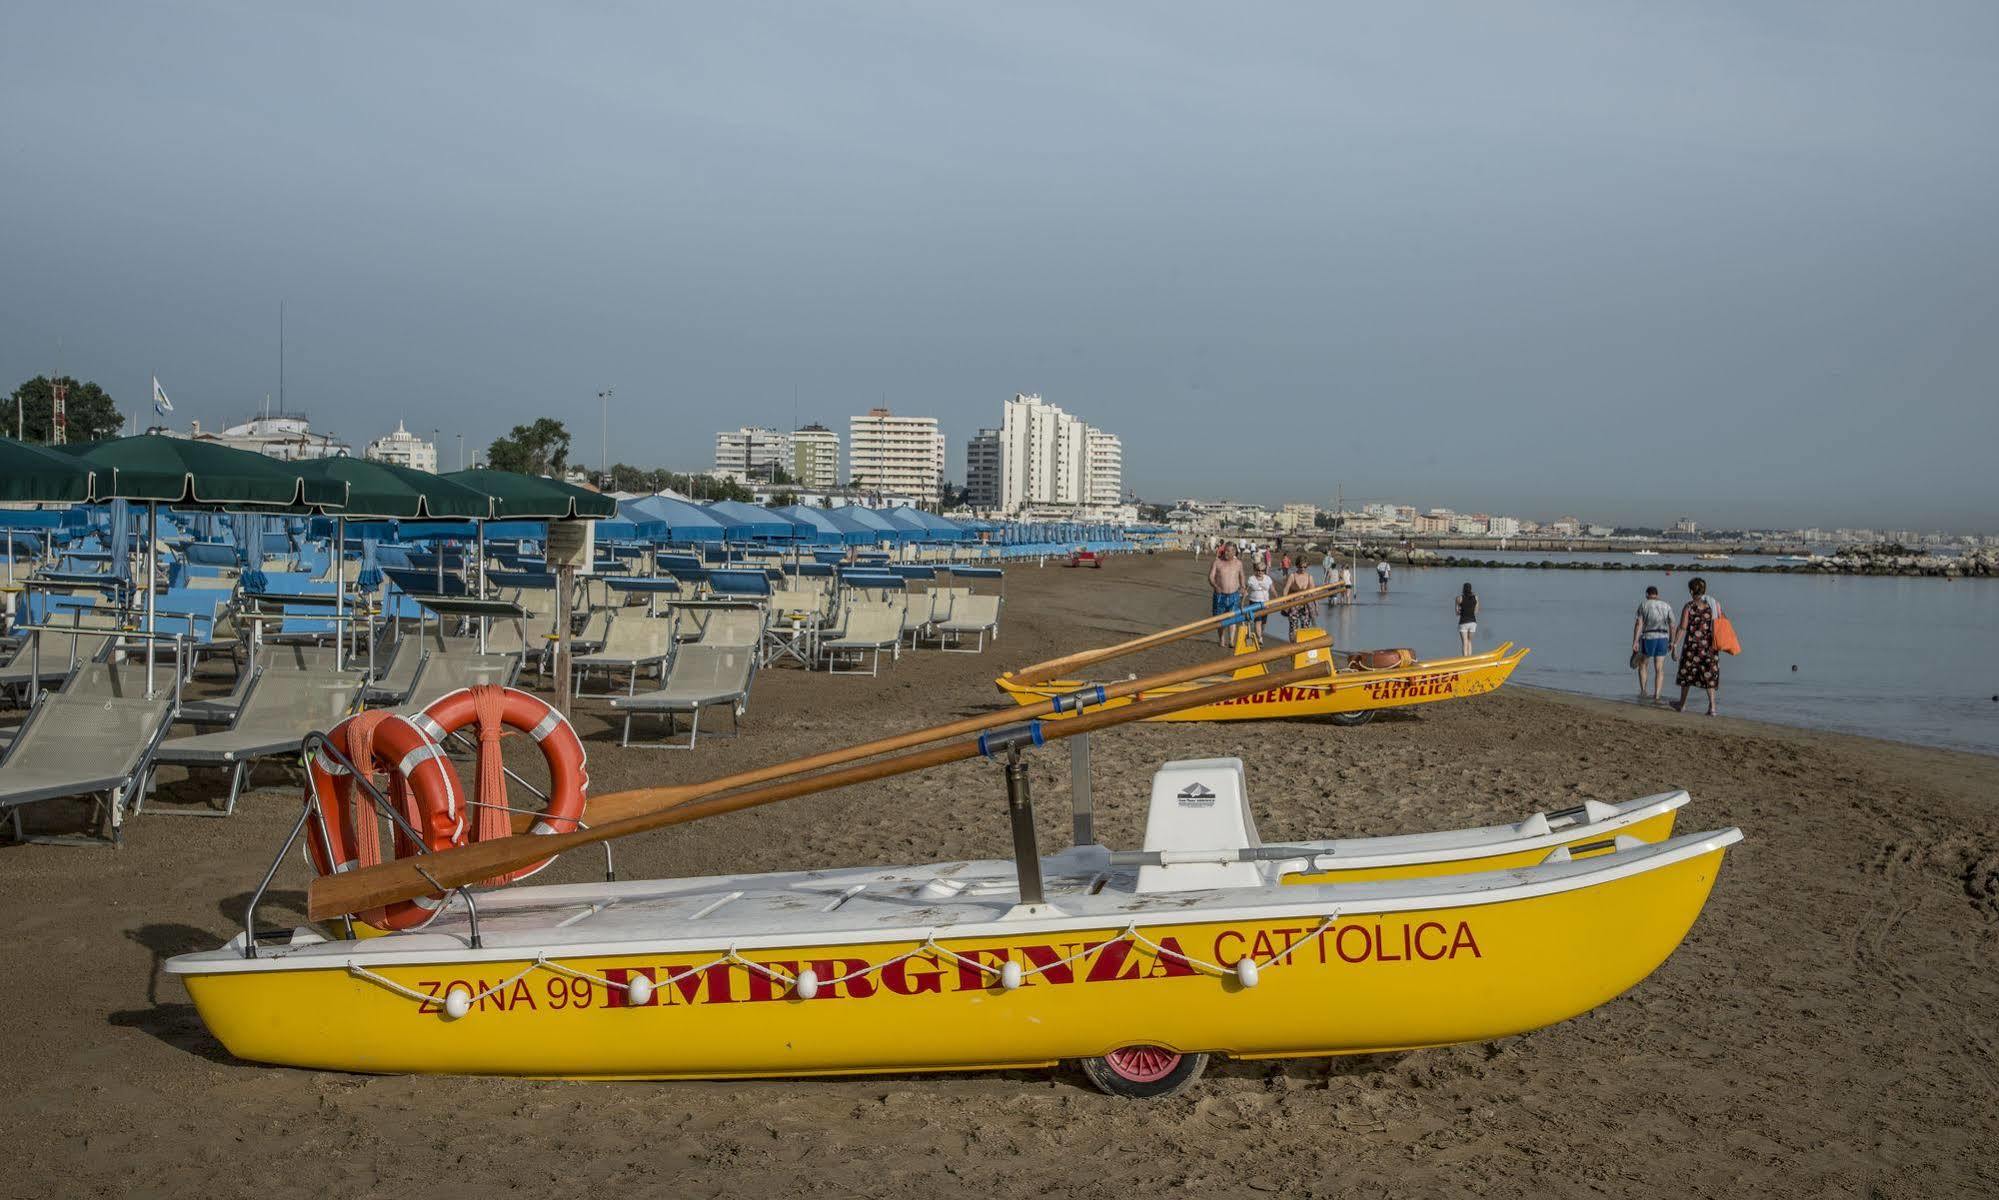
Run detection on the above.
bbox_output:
[1208,543,1245,645]
[1632,585,1673,702]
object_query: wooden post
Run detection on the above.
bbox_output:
[553,563,574,716]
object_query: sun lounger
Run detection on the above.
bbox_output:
[571,613,675,697]
[143,662,365,817]
[932,592,1003,652]
[819,602,903,675]
[696,605,766,648]
[0,661,175,845]
[361,634,424,706]
[395,633,521,713]
[610,644,758,749]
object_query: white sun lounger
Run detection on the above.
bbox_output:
[0,661,175,846]
[608,644,759,749]
[144,662,365,817]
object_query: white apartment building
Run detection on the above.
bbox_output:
[714,426,792,483]
[364,420,438,472]
[1487,516,1521,539]
[995,393,1124,516]
[789,424,841,490]
[848,408,944,504]
[1086,428,1123,507]
[965,428,1002,510]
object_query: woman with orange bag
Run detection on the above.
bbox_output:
[1670,576,1724,716]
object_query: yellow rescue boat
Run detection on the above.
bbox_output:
[167,760,1732,1093]
[999,627,1527,726]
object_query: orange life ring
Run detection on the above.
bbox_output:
[410,685,588,885]
[305,710,467,931]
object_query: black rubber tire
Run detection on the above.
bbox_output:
[1078,1048,1209,1099]
[1329,709,1376,727]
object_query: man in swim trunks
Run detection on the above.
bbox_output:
[1209,543,1245,644]
[1633,585,1673,702]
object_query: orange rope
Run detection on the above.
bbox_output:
[470,685,514,884]
[342,710,391,868]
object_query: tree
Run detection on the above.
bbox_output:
[486,418,571,476]
[771,490,798,508]
[5,376,125,442]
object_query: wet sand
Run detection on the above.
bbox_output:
[4,553,1995,1198]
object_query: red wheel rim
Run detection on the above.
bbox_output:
[1103,1045,1182,1083]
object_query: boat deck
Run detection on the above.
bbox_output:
[168,820,1737,975]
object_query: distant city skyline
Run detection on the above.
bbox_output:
[5,3,1996,529]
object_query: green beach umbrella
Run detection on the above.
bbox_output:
[295,457,493,519]
[0,435,99,503]
[56,434,348,508]
[442,469,616,519]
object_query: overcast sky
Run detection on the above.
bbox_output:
[5,2,1996,529]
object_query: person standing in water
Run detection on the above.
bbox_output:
[1632,585,1674,702]
[1453,582,1479,655]
[1376,558,1391,594]
[1670,576,1722,716]
[1208,543,1245,645]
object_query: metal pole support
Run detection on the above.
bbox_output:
[1069,732,1093,846]
[1005,747,1045,906]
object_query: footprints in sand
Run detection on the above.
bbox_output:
[1871,839,1999,917]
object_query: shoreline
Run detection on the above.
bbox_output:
[1308,543,1998,579]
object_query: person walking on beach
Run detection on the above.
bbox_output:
[1245,561,1275,638]
[1376,558,1391,594]
[1453,582,1479,655]
[1670,577,1722,716]
[1632,585,1673,702]
[1208,543,1245,645]
[1281,560,1319,638]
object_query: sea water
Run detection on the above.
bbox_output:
[1287,562,1997,754]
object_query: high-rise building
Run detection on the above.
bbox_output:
[714,426,792,482]
[965,428,1002,510]
[996,393,1123,515]
[789,424,841,490]
[848,408,944,504]
[364,420,437,472]
[1086,428,1123,506]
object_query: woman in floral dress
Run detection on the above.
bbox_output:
[1670,576,1721,716]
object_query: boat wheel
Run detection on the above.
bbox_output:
[1329,710,1375,727]
[1079,1046,1209,1099]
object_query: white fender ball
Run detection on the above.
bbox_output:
[625,975,654,1007]
[794,967,820,1000]
[443,985,473,1020]
[999,961,1023,990]
[1234,958,1260,988]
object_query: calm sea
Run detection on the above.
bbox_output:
[1289,561,1998,755]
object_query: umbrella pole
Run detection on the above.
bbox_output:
[334,518,346,671]
[145,501,158,697]
[476,521,487,653]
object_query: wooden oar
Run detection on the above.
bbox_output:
[1006,579,1343,685]
[507,635,1322,834]
[309,655,1338,921]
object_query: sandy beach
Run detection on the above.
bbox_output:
[4,552,1995,1199]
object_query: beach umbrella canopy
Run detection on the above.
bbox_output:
[827,505,904,543]
[0,436,99,503]
[620,495,727,542]
[876,507,935,538]
[54,435,347,508]
[441,469,615,519]
[768,505,851,545]
[295,457,494,519]
[703,500,794,541]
